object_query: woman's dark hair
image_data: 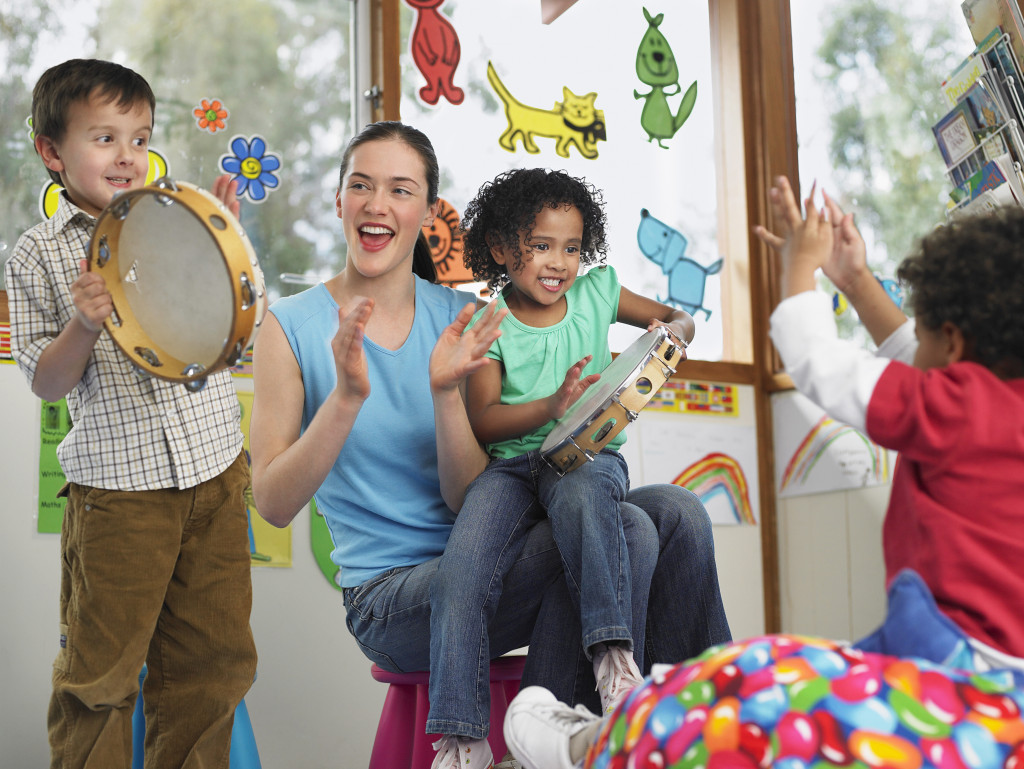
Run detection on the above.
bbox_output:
[899,205,1024,377]
[33,59,156,186]
[460,168,609,293]
[338,121,439,282]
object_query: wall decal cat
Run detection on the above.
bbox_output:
[486,61,606,159]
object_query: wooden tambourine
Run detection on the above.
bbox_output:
[541,327,682,475]
[88,176,265,390]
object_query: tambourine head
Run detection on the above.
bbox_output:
[88,176,265,384]
[541,327,680,475]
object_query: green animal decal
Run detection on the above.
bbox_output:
[634,7,697,148]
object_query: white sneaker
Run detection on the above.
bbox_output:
[431,734,494,769]
[503,686,602,769]
[594,644,644,715]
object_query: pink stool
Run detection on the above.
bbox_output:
[368,655,526,769]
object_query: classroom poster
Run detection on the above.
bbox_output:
[634,384,759,525]
[236,390,291,566]
[772,390,892,497]
[38,399,71,533]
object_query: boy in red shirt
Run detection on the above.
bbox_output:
[762,175,1024,670]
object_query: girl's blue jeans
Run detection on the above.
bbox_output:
[342,452,731,740]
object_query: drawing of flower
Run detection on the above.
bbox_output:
[220,135,281,203]
[194,99,229,133]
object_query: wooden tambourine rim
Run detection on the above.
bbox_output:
[88,179,261,383]
[541,327,680,474]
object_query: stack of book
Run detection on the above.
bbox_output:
[935,0,1024,218]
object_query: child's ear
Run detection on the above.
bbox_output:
[942,321,968,364]
[35,135,64,174]
[486,233,509,267]
[489,244,509,267]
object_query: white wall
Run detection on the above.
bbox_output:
[777,484,889,642]
[0,362,888,767]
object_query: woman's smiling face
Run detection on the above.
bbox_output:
[336,138,438,280]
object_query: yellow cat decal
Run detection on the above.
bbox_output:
[486,61,607,159]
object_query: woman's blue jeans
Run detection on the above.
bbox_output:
[342,456,731,739]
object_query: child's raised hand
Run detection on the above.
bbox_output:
[755,176,832,298]
[548,355,601,420]
[820,189,869,294]
[330,297,374,403]
[430,301,508,393]
[210,173,241,220]
[71,259,112,333]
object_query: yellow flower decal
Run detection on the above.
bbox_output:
[194,98,229,133]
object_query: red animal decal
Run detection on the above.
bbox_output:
[406,0,464,106]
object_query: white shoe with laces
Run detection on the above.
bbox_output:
[594,644,644,716]
[503,686,603,769]
[431,734,494,769]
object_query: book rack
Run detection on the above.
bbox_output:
[941,30,1024,217]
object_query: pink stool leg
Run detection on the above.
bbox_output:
[370,658,526,769]
[368,682,416,769]
[413,684,437,769]
[487,679,511,760]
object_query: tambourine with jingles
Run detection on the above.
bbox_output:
[88,176,265,390]
[541,326,682,475]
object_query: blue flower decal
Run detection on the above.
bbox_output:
[220,135,281,203]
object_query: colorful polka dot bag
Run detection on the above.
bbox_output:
[585,634,1024,769]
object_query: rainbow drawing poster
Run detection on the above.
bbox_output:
[772,390,892,498]
[629,384,759,525]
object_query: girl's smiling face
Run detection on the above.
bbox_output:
[491,203,583,324]
[336,138,438,280]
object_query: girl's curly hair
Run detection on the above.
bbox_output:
[461,168,609,293]
[898,205,1024,378]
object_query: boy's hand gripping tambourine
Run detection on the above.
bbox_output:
[541,326,681,475]
[88,176,266,391]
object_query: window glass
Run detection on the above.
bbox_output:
[397,0,728,359]
[789,0,974,343]
[0,0,354,302]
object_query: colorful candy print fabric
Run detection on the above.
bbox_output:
[585,634,1024,769]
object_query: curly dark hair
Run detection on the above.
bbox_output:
[461,168,609,293]
[898,205,1024,378]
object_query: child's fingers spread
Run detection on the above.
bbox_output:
[774,177,804,226]
[754,225,784,250]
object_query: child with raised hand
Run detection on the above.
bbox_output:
[4,58,256,768]
[429,167,697,731]
[758,175,1024,671]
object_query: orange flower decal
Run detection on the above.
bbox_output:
[194,98,229,133]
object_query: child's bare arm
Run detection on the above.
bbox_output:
[465,357,599,446]
[616,288,695,350]
[30,260,108,401]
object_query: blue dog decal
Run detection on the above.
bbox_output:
[637,208,722,319]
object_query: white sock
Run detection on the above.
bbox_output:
[590,642,610,678]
